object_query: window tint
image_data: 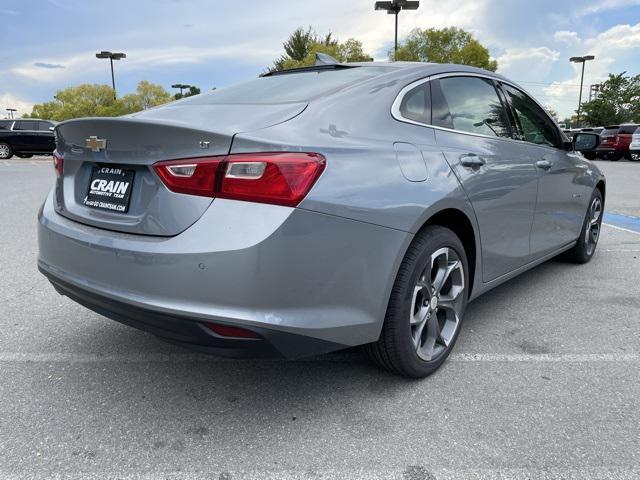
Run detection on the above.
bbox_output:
[38,121,54,131]
[0,120,12,130]
[14,120,37,131]
[180,67,392,105]
[432,76,510,138]
[399,82,431,124]
[501,84,560,147]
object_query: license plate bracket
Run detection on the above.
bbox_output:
[84,166,135,213]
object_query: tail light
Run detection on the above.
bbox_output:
[153,152,325,207]
[52,150,64,177]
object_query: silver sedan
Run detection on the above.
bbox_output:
[38,61,605,377]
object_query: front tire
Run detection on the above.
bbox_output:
[365,226,468,378]
[0,142,12,160]
[563,189,603,264]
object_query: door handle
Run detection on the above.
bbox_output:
[535,160,552,170]
[460,154,486,168]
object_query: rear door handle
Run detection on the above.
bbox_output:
[535,160,552,170]
[460,153,486,168]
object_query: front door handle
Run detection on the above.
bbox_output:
[535,160,552,170]
[460,153,486,168]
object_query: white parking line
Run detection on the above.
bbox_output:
[603,223,640,235]
[0,352,637,363]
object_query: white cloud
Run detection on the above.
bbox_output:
[553,31,580,46]
[10,44,281,82]
[0,93,34,118]
[497,47,560,80]
[544,22,640,119]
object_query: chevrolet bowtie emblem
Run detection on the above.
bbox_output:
[86,136,107,152]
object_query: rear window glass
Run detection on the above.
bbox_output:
[602,127,620,135]
[0,120,12,130]
[399,82,431,124]
[179,67,392,105]
[619,125,639,134]
[14,121,37,130]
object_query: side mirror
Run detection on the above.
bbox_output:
[573,132,599,152]
[49,127,55,131]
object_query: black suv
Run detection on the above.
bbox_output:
[0,119,56,159]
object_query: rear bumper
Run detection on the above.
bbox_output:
[39,268,343,358]
[595,148,623,159]
[38,190,410,358]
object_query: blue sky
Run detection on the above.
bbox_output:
[1,0,639,119]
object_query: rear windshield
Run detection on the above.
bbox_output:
[619,124,639,134]
[602,127,619,135]
[180,67,393,105]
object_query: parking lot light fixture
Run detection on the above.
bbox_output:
[374,0,420,60]
[6,108,17,120]
[96,51,126,100]
[570,55,595,128]
[171,84,192,97]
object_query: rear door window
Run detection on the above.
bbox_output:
[14,120,38,131]
[0,120,13,130]
[501,84,561,148]
[431,76,510,138]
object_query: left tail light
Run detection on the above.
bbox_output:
[52,150,64,177]
[153,152,325,207]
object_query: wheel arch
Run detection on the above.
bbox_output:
[417,207,479,298]
[595,179,606,207]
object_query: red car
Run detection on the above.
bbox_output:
[596,124,639,161]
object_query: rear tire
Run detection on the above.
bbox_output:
[0,142,12,160]
[365,226,469,378]
[563,189,603,264]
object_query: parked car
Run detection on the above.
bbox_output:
[596,124,639,160]
[37,61,605,378]
[0,119,56,159]
[579,127,604,160]
[629,126,640,161]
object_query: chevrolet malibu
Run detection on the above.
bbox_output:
[38,61,605,378]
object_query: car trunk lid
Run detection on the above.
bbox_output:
[54,103,306,236]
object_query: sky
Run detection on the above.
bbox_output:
[1,0,640,119]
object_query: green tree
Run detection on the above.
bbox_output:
[270,27,370,71]
[580,72,640,126]
[394,27,498,71]
[26,81,173,121]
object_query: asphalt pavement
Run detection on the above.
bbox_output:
[0,157,638,480]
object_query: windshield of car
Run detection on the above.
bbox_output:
[179,66,393,105]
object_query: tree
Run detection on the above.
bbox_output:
[394,27,498,71]
[25,81,173,121]
[580,72,640,126]
[269,27,371,72]
[174,85,201,100]
[544,105,559,122]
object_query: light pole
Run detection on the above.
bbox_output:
[171,83,192,98]
[96,51,126,99]
[570,55,595,127]
[6,108,17,120]
[374,0,419,60]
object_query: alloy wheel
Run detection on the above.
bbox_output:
[410,247,465,362]
[0,144,10,159]
[585,197,602,256]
